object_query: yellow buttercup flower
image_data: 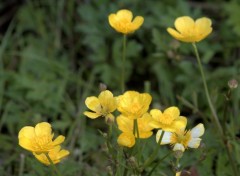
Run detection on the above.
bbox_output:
[84,90,117,122]
[33,145,70,165]
[150,107,187,132]
[117,91,152,119]
[167,16,212,42]
[108,9,144,34]
[156,123,205,152]
[117,113,153,147]
[18,122,65,153]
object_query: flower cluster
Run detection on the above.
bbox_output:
[84,90,205,152]
[18,122,69,165]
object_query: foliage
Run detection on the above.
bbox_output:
[0,0,239,175]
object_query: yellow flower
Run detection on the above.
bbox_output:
[150,107,187,132]
[117,113,153,147]
[108,9,144,34]
[33,145,70,165]
[156,123,205,152]
[84,90,117,122]
[167,16,212,42]
[117,91,152,119]
[18,122,65,153]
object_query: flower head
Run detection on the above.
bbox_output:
[84,90,117,122]
[108,9,144,34]
[117,91,152,119]
[150,107,187,132]
[33,146,69,165]
[18,122,65,153]
[117,113,153,147]
[156,123,205,152]
[167,16,212,42]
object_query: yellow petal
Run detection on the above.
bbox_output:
[18,137,35,151]
[85,96,101,112]
[149,121,162,129]
[116,9,133,22]
[138,113,154,132]
[150,109,162,122]
[108,14,117,28]
[84,111,100,119]
[117,114,133,133]
[195,17,212,42]
[176,172,181,176]
[174,16,195,35]
[52,135,65,145]
[117,132,135,148]
[34,122,52,137]
[98,90,117,112]
[131,16,144,31]
[18,126,35,139]
[164,106,180,119]
[167,28,185,41]
[170,116,187,132]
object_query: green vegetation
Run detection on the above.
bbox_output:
[0,0,239,175]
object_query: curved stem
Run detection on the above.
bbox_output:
[192,43,238,176]
[121,34,127,93]
[45,153,62,176]
[142,131,165,169]
[192,43,223,136]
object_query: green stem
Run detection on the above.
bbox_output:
[18,154,25,176]
[147,151,172,176]
[192,43,238,176]
[45,153,62,176]
[121,34,127,93]
[134,119,141,165]
[142,131,165,169]
[223,89,231,133]
[192,43,223,136]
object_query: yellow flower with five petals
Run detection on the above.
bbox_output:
[84,90,117,122]
[18,122,65,154]
[167,16,212,43]
[156,123,205,152]
[149,107,187,132]
[108,9,144,34]
[117,91,152,119]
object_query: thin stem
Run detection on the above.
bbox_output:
[45,153,62,176]
[18,154,25,176]
[121,34,127,93]
[192,43,223,136]
[134,119,141,165]
[192,43,238,176]
[142,131,165,169]
[147,151,172,176]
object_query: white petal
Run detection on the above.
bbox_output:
[188,138,201,148]
[191,123,204,138]
[156,130,172,144]
[173,143,185,152]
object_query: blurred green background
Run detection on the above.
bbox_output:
[0,0,240,175]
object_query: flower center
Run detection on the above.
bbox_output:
[171,130,191,148]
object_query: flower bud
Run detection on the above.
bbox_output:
[99,83,107,91]
[228,79,238,89]
[174,150,183,159]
